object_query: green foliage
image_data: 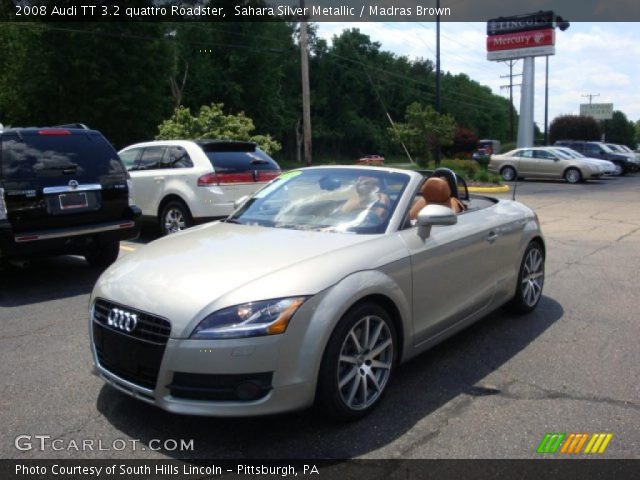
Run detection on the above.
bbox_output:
[605,111,636,147]
[0,22,173,149]
[392,102,456,166]
[438,159,480,178]
[156,103,281,154]
[549,115,601,144]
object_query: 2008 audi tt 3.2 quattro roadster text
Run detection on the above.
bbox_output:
[89,166,545,420]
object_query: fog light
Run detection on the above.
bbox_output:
[235,381,264,400]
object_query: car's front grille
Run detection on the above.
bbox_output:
[168,372,273,402]
[92,299,171,390]
[93,324,165,389]
[93,299,171,345]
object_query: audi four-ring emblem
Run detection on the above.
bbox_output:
[107,308,138,333]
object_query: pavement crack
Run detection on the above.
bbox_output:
[501,381,640,412]
[0,323,58,340]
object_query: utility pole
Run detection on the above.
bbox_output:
[500,60,521,142]
[544,56,549,145]
[582,93,600,104]
[299,0,312,166]
[435,0,441,166]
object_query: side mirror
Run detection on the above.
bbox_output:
[234,195,250,209]
[416,204,457,239]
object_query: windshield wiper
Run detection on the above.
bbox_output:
[224,218,243,224]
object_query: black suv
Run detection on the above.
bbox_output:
[554,140,633,175]
[0,126,141,267]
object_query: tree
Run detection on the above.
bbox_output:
[549,115,601,144]
[446,126,479,158]
[156,103,281,154]
[0,22,173,149]
[604,111,635,147]
[392,102,456,166]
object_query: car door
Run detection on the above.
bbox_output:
[130,146,168,216]
[534,150,562,178]
[398,205,512,346]
[518,149,537,176]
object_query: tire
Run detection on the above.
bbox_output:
[317,302,397,420]
[500,166,517,182]
[160,200,193,236]
[564,168,582,184]
[506,241,545,314]
[84,241,120,269]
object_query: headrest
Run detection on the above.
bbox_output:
[421,177,451,204]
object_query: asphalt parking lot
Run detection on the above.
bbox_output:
[1,175,638,460]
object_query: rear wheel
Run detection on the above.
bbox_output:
[506,241,545,313]
[500,166,517,181]
[160,200,193,236]
[317,302,397,420]
[564,168,582,184]
[84,241,120,268]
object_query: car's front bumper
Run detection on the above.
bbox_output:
[89,298,322,417]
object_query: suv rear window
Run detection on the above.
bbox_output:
[1,132,123,181]
[201,146,279,173]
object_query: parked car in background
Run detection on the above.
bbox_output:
[89,166,545,419]
[489,147,605,183]
[553,140,634,175]
[606,144,640,170]
[472,139,501,164]
[119,140,281,235]
[548,147,616,176]
[0,126,140,267]
[357,154,385,165]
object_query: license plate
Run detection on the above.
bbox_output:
[59,192,88,210]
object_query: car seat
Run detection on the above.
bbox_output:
[409,176,460,220]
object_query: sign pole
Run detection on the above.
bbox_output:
[517,57,535,148]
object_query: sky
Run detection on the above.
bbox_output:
[316,22,640,132]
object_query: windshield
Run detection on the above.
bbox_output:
[551,149,573,159]
[600,143,614,153]
[228,168,410,234]
[559,148,583,158]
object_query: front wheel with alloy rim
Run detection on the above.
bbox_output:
[564,168,582,184]
[506,241,545,313]
[160,200,193,236]
[317,302,397,420]
[500,166,517,181]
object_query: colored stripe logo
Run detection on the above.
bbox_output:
[537,433,613,454]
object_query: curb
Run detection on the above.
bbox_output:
[467,185,510,193]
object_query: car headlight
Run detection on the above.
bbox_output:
[190,297,308,339]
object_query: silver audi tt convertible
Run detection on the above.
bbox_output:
[89,166,545,419]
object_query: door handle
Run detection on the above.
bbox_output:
[153,176,165,182]
[486,231,498,243]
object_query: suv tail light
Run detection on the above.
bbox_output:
[257,171,280,182]
[0,188,6,220]
[198,173,219,186]
[125,171,136,207]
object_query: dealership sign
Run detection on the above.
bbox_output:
[487,11,555,35]
[580,103,614,120]
[487,28,555,60]
[487,12,558,61]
